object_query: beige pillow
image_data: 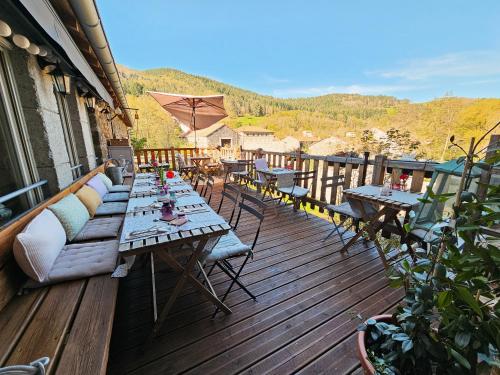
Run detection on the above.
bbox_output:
[13,209,66,282]
[76,185,103,217]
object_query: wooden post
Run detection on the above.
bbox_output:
[372,154,387,185]
[361,151,369,186]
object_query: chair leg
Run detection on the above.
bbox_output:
[212,254,256,318]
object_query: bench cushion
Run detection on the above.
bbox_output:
[45,240,119,284]
[87,175,108,198]
[95,202,128,216]
[76,185,103,217]
[102,192,129,202]
[13,209,66,282]
[49,194,90,241]
[108,185,131,193]
[73,217,123,242]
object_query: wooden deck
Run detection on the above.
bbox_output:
[108,183,403,374]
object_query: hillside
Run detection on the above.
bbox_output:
[119,65,500,160]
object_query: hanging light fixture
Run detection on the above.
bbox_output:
[84,95,96,111]
[51,68,71,95]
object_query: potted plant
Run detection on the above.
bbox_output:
[357,129,500,374]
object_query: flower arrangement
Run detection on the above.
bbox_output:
[399,173,410,191]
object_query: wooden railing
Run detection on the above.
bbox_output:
[240,149,439,212]
[134,146,239,170]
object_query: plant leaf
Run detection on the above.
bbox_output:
[437,291,452,308]
[455,332,471,349]
[456,286,483,318]
[402,339,413,353]
[450,348,471,370]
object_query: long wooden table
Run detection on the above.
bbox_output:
[119,173,232,339]
[340,185,421,268]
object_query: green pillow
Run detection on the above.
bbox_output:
[49,194,90,241]
[97,172,113,189]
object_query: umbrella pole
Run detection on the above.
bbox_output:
[193,105,197,151]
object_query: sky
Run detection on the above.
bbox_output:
[97,0,500,102]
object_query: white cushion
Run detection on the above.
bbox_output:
[278,186,309,198]
[13,209,66,282]
[205,231,251,262]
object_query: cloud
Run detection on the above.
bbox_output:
[272,83,428,98]
[261,74,290,84]
[370,51,500,81]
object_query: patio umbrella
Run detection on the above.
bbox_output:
[147,91,228,148]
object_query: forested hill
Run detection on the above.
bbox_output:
[119,65,500,160]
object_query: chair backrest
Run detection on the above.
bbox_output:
[217,183,241,224]
[202,175,214,204]
[175,153,186,169]
[293,170,316,188]
[234,192,267,249]
[254,158,268,171]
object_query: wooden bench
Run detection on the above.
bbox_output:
[0,165,119,374]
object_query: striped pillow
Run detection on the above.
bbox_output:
[49,194,90,241]
[13,209,66,282]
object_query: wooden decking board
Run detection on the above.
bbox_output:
[114,216,356,317]
[180,273,397,375]
[110,242,379,360]
[108,183,401,374]
[110,236,375,353]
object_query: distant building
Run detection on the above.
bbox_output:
[236,126,276,150]
[309,137,348,156]
[182,123,238,148]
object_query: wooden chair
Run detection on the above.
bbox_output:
[278,170,316,218]
[217,183,241,226]
[206,192,267,317]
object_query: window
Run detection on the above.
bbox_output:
[54,85,82,179]
[220,138,232,147]
[0,45,41,226]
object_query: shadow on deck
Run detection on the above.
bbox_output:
[108,183,403,374]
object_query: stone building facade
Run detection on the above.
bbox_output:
[0,0,131,226]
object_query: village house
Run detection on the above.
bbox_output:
[182,123,238,148]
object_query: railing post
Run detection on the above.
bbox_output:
[372,154,387,185]
[361,151,369,186]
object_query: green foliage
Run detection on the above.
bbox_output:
[361,150,500,374]
[118,65,500,159]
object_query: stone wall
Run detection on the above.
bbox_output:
[10,50,73,193]
[8,48,124,195]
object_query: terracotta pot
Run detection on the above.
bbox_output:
[357,314,393,375]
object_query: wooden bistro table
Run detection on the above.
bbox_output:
[119,173,232,339]
[340,185,422,268]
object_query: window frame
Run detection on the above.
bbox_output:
[0,39,41,207]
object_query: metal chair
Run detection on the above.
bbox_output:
[202,175,215,204]
[278,170,316,218]
[217,183,241,226]
[206,192,267,317]
[322,175,361,245]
